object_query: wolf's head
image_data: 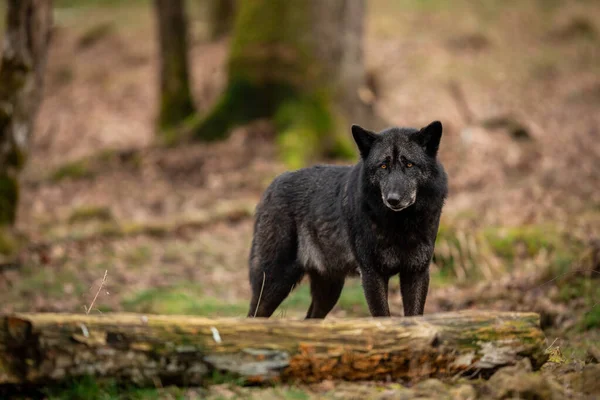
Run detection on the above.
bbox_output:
[352,121,443,212]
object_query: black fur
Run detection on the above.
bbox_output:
[248,121,448,318]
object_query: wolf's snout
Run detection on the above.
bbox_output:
[386,194,402,208]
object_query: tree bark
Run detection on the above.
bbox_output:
[0,311,548,386]
[193,0,384,168]
[154,0,196,141]
[0,0,53,225]
[205,0,236,40]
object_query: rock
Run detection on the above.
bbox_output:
[449,384,478,400]
[484,358,566,400]
[586,346,600,364]
[562,364,600,398]
[412,379,452,399]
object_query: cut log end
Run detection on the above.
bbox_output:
[0,311,548,386]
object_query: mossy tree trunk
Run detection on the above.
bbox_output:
[0,311,548,386]
[205,0,236,40]
[154,0,196,142]
[0,0,53,226]
[193,0,383,168]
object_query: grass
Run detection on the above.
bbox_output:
[48,149,143,184]
[431,220,586,284]
[123,244,153,266]
[580,307,600,331]
[43,375,186,400]
[122,285,249,317]
[50,159,95,182]
[55,0,149,8]
[555,276,600,331]
[15,267,85,298]
[484,225,562,260]
[68,206,114,224]
[276,278,369,318]
[122,279,369,320]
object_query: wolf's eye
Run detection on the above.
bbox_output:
[380,164,387,169]
[406,162,414,168]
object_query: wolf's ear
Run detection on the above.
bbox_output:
[352,124,378,158]
[414,120,443,157]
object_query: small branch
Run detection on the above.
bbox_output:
[253,272,266,318]
[85,270,107,315]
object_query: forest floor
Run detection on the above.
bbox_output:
[1,0,599,398]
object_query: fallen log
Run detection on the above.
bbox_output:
[0,311,547,386]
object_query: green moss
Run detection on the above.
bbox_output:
[0,227,18,256]
[50,160,95,182]
[0,174,18,225]
[68,206,114,224]
[158,89,196,134]
[193,79,296,141]
[274,92,350,169]
[228,0,312,86]
[192,0,347,163]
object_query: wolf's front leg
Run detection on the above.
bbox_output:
[399,267,430,316]
[361,271,390,317]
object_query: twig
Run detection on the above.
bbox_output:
[86,270,108,315]
[253,272,266,318]
[545,337,559,352]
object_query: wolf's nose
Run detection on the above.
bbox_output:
[386,195,401,207]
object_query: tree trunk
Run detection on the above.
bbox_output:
[0,0,53,226]
[206,0,236,40]
[0,311,548,386]
[154,0,196,142]
[193,0,384,168]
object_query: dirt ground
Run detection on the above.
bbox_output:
[1,0,599,398]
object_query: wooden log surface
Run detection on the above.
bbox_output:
[0,311,548,386]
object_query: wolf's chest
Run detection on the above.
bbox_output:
[297,226,358,274]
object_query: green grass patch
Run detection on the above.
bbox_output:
[55,0,148,8]
[277,278,368,317]
[554,276,600,331]
[122,285,248,317]
[580,307,600,331]
[14,266,85,298]
[123,244,153,266]
[336,279,369,315]
[68,206,114,224]
[50,159,95,182]
[43,375,186,400]
[44,376,119,400]
[484,225,555,260]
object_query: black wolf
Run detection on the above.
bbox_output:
[248,121,448,318]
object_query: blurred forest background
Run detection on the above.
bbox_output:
[0,0,599,398]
